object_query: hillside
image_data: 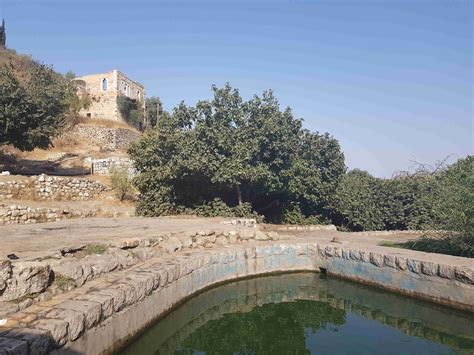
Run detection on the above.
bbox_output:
[0,47,141,176]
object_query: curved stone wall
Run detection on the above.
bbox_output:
[0,240,472,354]
[124,274,474,354]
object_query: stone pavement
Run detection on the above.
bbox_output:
[0,217,420,261]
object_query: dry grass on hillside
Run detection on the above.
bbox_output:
[69,116,139,131]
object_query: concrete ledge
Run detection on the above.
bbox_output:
[0,240,472,354]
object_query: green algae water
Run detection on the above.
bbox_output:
[119,273,474,355]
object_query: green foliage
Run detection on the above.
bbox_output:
[331,169,385,231]
[401,156,473,257]
[83,244,109,255]
[110,168,133,201]
[130,84,346,222]
[0,19,5,48]
[145,96,164,128]
[182,198,263,221]
[335,156,473,257]
[279,202,329,225]
[0,61,69,151]
[63,71,91,115]
[117,95,144,130]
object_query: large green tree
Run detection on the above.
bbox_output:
[0,61,69,151]
[130,84,346,222]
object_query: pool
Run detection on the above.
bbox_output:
[118,272,474,354]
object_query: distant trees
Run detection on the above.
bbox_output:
[130,84,346,222]
[0,61,70,151]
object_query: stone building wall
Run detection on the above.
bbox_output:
[69,124,141,152]
[0,175,108,201]
[74,70,145,122]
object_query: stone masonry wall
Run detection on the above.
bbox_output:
[0,175,108,201]
[88,157,136,177]
[0,204,96,225]
[69,124,141,152]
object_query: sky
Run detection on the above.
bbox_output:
[1,0,472,177]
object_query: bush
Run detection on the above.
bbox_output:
[117,95,144,130]
[279,203,329,225]
[183,198,263,221]
[110,169,133,201]
[398,234,473,258]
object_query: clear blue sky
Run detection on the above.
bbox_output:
[2,0,472,177]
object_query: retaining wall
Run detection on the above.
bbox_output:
[0,204,96,225]
[87,157,136,177]
[68,124,141,152]
[0,175,108,201]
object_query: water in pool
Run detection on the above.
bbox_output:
[119,273,474,354]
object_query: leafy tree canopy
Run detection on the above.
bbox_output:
[130,84,346,222]
[0,61,69,151]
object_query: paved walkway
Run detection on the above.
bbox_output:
[1,217,421,261]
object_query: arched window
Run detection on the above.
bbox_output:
[102,78,108,91]
[137,90,141,100]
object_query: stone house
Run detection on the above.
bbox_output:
[74,70,146,122]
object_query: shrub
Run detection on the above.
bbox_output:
[117,95,144,130]
[110,168,133,201]
[279,203,329,225]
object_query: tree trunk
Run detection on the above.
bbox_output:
[235,184,242,205]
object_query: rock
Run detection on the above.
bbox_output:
[57,300,101,329]
[421,262,437,276]
[407,259,421,274]
[254,231,269,241]
[1,262,52,302]
[437,264,454,279]
[94,289,126,312]
[454,267,473,284]
[350,249,360,261]
[395,256,408,270]
[44,308,85,341]
[325,246,334,257]
[215,236,229,246]
[32,319,68,347]
[0,336,28,354]
[238,230,255,240]
[228,234,238,244]
[1,328,52,355]
[369,253,384,267]
[0,302,19,318]
[359,251,370,263]
[267,231,279,241]
[77,293,114,319]
[160,238,182,253]
[384,255,396,268]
